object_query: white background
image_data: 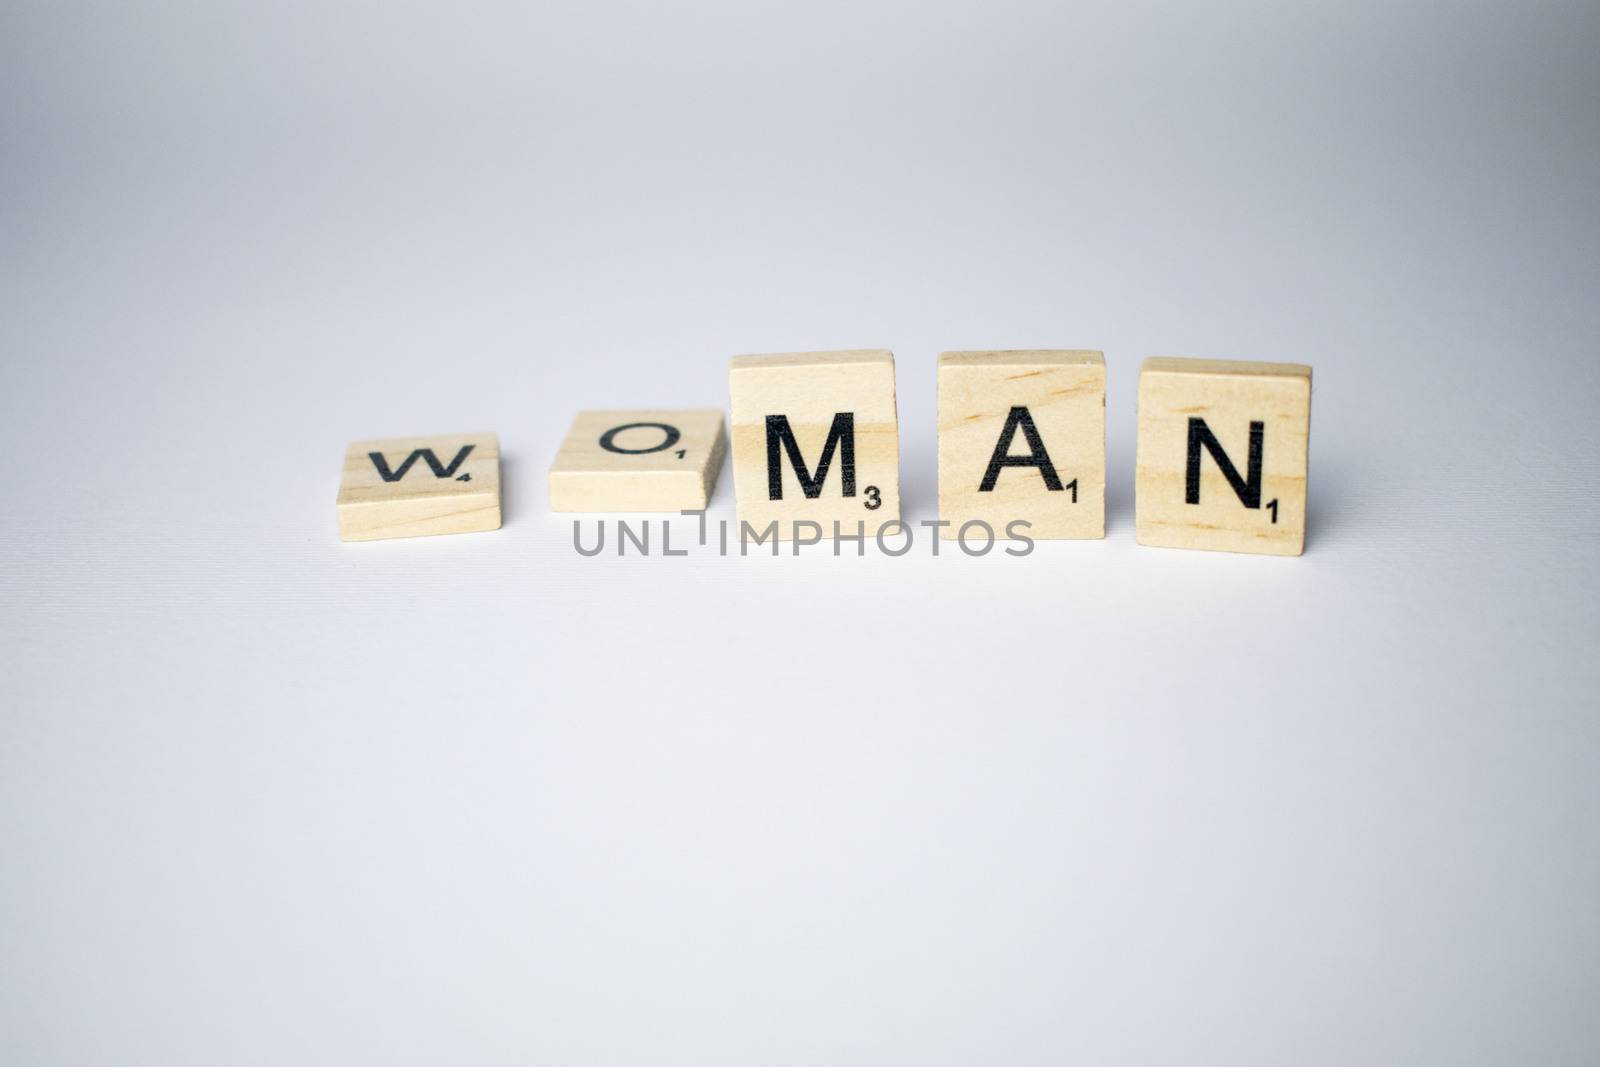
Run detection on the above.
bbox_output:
[3,1,1597,1063]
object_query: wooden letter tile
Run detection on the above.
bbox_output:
[337,431,501,541]
[729,350,900,539]
[938,350,1105,539]
[1135,358,1312,555]
[548,410,726,512]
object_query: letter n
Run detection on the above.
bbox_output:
[1186,418,1262,508]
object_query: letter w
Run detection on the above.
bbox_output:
[765,413,855,500]
[368,444,475,482]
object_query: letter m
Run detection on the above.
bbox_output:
[368,444,475,483]
[765,413,856,500]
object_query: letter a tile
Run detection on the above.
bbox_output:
[1135,358,1312,555]
[729,350,900,540]
[337,431,502,541]
[938,350,1105,539]
[548,410,726,512]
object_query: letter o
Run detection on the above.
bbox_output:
[957,520,995,556]
[599,422,681,455]
[875,520,913,557]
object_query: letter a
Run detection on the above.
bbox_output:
[978,406,1064,492]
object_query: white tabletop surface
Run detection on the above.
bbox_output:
[3,2,1597,1063]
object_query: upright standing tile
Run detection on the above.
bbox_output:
[729,350,900,539]
[937,350,1105,539]
[337,431,501,541]
[1135,358,1312,555]
[548,410,726,512]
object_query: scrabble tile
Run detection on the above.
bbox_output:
[548,410,727,512]
[1135,358,1312,555]
[729,349,900,539]
[937,350,1105,539]
[337,431,501,541]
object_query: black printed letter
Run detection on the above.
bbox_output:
[1185,418,1262,508]
[599,422,680,455]
[979,407,1064,492]
[368,444,475,482]
[765,413,856,500]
